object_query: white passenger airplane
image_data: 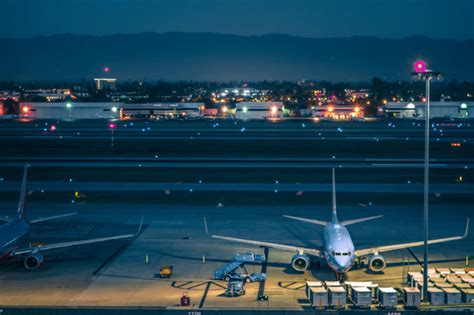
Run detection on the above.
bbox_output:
[212,169,469,279]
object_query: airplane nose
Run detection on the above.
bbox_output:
[335,256,353,271]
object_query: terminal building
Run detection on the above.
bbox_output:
[120,103,204,119]
[235,102,283,120]
[20,102,120,120]
[19,102,204,120]
[312,104,364,120]
[384,102,472,119]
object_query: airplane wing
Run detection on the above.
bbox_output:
[355,218,469,257]
[283,215,327,226]
[212,234,322,258]
[11,217,144,256]
[29,212,78,224]
[341,215,384,226]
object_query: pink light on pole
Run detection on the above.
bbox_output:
[414,60,427,73]
[108,122,116,129]
[104,67,110,73]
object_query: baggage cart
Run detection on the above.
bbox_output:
[443,287,462,305]
[428,287,445,306]
[309,286,328,308]
[435,282,454,289]
[306,281,323,297]
[454,282,471,290]
[404,287,421,309]
[159,265,173,278]
[351,287,371,308]
[328,286,346,308]
[325,280,341,287]
[461,289,474,303]
[378,287,398,309]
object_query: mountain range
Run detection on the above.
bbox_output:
[1,32,473,82]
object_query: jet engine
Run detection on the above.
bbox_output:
[24,252,44,270]
[368,254,386,272]
[291,253,311,271]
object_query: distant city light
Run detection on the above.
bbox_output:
[104,67,110,73]
[111,106,118,112]
[66,102,72,108]
[50,125,56,131]
[22,106,29,113]
[354,106,360,113]
[414,60,427,73]
[327,105,334,112]
[271,106,278,114]
[222,106,228,113]
[460,103,467,109]
[108,122,116,129]
[242,106,248,113]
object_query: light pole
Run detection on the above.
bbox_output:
[412,60,442,301]
[108,121,116,151]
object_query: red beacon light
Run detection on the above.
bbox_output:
[50,125,56,132]
[104,67,110,73]
[414,60,427,73]
[108,122,116,129]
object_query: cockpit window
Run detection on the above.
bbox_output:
[332,251,351,256]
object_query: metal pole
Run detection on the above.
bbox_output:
[111,129,114,151]
[422,76,431,301]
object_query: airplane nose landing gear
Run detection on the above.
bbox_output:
[335,272,346,281]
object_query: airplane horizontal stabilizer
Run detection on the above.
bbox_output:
[341,215,384,226]
[29,212,78,224]
[283,215,327,226]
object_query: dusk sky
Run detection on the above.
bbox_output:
[2,0,474,39]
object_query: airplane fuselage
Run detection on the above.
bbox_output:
[323,222,355,274]
[0,218,30,260]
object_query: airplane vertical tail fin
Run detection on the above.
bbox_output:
[17,165,28,219]
[331,168,338,224]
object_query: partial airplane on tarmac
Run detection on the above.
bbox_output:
[0,166,141,270]
[213,169,469,279]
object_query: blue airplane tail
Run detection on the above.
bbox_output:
[17,165,28,219]
[331,168,339,224]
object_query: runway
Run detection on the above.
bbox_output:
[1,181,472,194]
[0,156,472,169]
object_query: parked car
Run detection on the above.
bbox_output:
[223,272,267,283]
[233,252,265,264]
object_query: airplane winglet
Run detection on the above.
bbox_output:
[136,216,144,236]
[203,216,209,236]
[463,218,470,239]
[17,164,29,219]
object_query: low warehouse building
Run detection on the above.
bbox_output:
[20,102,120,120]
[121,103,204,119]
[235,102,283,120]
[384,102,472,119]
